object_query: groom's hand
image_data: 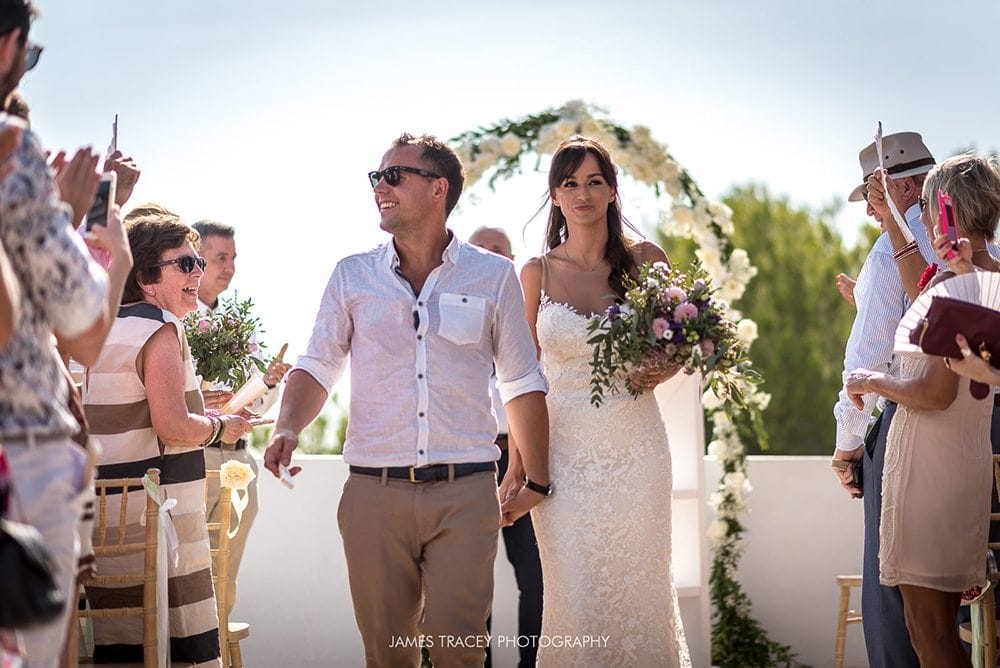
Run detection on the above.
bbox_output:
[264,429,301,478]
[500,485,544,526]
[831,446,863,499]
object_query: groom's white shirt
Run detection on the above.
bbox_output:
[294,234,547,467]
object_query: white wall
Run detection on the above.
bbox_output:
[705,456,867,668]
[233,455,867,667]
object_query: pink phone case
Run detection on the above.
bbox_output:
[938,191,957,259]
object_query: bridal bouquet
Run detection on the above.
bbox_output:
[184,295,267,389]
[586,261,756,407]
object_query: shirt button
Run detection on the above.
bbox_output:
[418,412,425,417]
[417,334,423,340]
[462,297,468,303]
[417,373,424,379]
[418,301,424,306]
[418,449,424,455]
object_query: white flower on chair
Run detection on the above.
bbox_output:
[220,460,255,491]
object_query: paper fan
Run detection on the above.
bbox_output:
[894,271,1000,399]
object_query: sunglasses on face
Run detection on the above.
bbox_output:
[24,42,42,71]
[150,255,206,274]
[918,196,928,212]
[367,165,442,189]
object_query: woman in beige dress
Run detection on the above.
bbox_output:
[846,154,1000,666]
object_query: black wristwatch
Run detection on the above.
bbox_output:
[524,478,554,498]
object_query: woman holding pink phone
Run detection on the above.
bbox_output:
[846,154,1000,665]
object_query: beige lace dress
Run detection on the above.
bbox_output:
[529,295,690,667]
[879,354,993,591]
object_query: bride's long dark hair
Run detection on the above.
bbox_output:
[543,135,640,299]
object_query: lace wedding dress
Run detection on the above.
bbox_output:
[530,295,691,667]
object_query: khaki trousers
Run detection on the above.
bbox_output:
[338,470,500,668]
[204,446,259,615]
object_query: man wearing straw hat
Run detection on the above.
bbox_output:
[831,131,935,667]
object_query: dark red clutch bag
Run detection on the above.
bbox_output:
[910,295,1000,399]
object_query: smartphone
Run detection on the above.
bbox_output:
[107,113,118,156]
[85,171,116,231]
[851,459,863,498]
[938,191,958,259]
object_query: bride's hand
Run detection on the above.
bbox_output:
[500,486,543,526]
[630,364,681,392]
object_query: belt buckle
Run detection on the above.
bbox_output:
[408,466,425,484]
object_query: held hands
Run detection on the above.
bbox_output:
[263,429,302,479]
[844,368,884,410]
[932,233,974,275]
[500,484,545,526]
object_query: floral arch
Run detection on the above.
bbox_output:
[450,100,788,664]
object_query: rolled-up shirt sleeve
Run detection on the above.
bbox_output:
[293,264,352,394]
[493,263,547,403]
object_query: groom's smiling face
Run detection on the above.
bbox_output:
[374,145,437,234]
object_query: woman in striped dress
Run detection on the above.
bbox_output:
[83,209,252,665]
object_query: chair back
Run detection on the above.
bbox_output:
[205,469,233,667]
[79,468,160,666]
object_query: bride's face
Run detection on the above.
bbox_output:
[551,153,616,229]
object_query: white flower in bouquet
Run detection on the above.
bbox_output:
[736,319,759,346]
[702,387,726,411]
[536,124,564,154]
[220,460,256,491]
[664,177,684,199]
[478,135,501,160]
[724,471,751,495]
[499,133,522,158]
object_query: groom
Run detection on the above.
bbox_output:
[264,133,551,667]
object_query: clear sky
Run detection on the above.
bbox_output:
[20,0,1000,377]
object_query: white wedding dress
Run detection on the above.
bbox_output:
[530,295,691,667]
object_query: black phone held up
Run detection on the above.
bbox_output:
[85,172,116,231]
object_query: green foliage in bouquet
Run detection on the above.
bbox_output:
[586,261,760,408]
[184,295,267,388]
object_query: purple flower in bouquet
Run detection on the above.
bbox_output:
[701,340,716,357]
[197,318,211,334]
[674,302,699,322]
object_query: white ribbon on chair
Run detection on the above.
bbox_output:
[229,487,248,539]
[142,474,179,668]
[875,121,916,244]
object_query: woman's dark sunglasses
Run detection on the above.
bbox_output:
[368,165,442,188]
[918,196,928,212]
[150,255,206,274]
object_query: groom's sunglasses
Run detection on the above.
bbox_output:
[150,255,206,274]
[368,165,442,189]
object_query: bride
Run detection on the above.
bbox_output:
[501,135,691,666]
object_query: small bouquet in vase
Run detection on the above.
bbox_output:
[586,261,756,407]
[183,295,267,389]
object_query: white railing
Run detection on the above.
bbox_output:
[233,454,866,667]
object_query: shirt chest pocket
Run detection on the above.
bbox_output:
[437,293,487,345]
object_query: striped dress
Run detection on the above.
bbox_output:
[83,302,221,666]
